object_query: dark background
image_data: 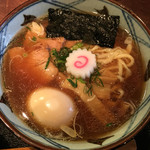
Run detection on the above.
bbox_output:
[0,0,150,149]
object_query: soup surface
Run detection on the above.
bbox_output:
[1,10,145,141]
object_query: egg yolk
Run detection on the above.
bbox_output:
[27,88,76,129]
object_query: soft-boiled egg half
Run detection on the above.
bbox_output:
[27,87,76,129]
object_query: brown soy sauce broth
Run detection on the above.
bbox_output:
[115,28,145,106]
[1,16,145,141]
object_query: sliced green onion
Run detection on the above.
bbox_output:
[52,49,58,57]
[57,60,66,64]
[32,36,37,41]
[23,53,28,57]
[84,85,93,96]
[106,123,112,127]
[67,79,77,88]
[52,48,71,72]
[45,54,51,69]
[26,26,31,31]
[71,42,83,50]
[98,77,104,87]
[87,85,93,96]
[94,76,104,87]
[89,68,104,87]
[31,112,34,116]
[77,78,86,84]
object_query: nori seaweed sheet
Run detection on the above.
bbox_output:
[46,7,120,48]
[21,14,36,26]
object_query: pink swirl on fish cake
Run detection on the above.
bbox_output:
[74,55,88,68]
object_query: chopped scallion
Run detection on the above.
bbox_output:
[45,53,51,69]
[31,112,34,116]
[94,76,104,87]
[57,60,66,64]
[71,42,83,50]
[87,85,93,96]
[26,26,31,31]
[77,78,86,84]
[67,79,77,88]
[52,49,58,58]
[106,123,112,127]
[84,85,93,96]
[52,48,71,72]
[32,36,37,41]
[23,53,28,57]
[98,77,104,87]
[89,68,104,87]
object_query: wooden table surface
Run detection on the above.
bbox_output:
[0,0,149,150]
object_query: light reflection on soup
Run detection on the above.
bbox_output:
[1,16,145,141]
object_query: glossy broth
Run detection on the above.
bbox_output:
[1,16,145,140]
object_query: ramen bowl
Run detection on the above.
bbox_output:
[0,0,150,149]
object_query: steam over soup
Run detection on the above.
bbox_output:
[1,8,145,141]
